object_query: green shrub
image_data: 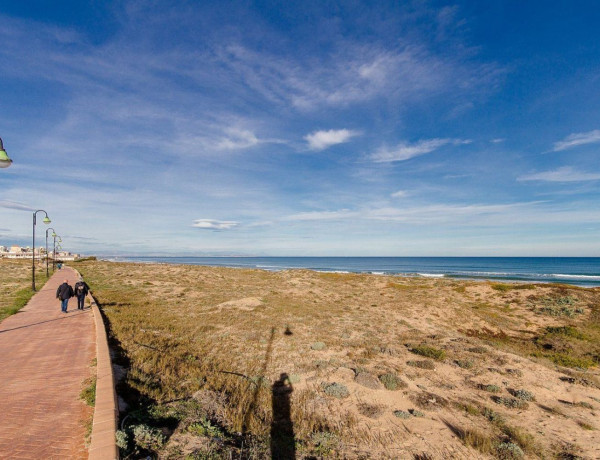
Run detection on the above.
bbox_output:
[455,359,474,369]
[132,424,166,450]
[406,360,435,370]
[492,396,529,410]
[468,346,488,354]
[549,353,596,369]
[410,345,446,361]
[311,342,326,350]
[188,418,222,438]
[115,430,129,450]
[508,389,534,401]
[545,326,587,340]
[496,441,524,459]
[322,382,349,398]
[482,407,505,424]
[80,376,97,407]
[379,373,407,390]
[310,432,338,457]
[479,384,501,393]
[393,410,411,419]
[492,284,513,292]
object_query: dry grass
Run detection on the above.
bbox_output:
[0,259,49,321]
[73,260,600,458]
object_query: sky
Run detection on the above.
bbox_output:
[1,0,599,256]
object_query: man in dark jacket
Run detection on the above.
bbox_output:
[74,277,90,310]
[56,279,74,313]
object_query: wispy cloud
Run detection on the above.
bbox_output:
[553,130,600,151]
[369,138,470,162]
[0,200,34,212]
[277,199,600,228]
[192,219,240,230]
[284,210,357,221]
[390,190,410,198]
[215,128,260,150]
[304,129,359,150]
[518,166,600,182]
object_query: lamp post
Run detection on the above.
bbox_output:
[0,137,13,168]
[53,235,61,272]
[45,227,56,277]
[32,210,51,291]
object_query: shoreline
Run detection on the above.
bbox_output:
[98,257,600,288]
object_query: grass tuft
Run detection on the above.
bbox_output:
[80,376,97,407]
[409,344,446,361]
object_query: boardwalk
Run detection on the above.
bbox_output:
[0,267,95,459]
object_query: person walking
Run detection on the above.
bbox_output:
[56,279,74,313]
[73,277,90,310]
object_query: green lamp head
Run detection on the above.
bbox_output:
[52,232,57,237]
[0,137,13,168]
[43,216,51,224]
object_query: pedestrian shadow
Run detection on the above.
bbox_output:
[0,310,88,334]
[239,327,297,459]
[271,373,296,460]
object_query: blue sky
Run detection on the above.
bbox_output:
[1,0,599,256]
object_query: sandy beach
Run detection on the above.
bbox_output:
[66,259,600,459]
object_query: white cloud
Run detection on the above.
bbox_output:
[304,129,359,150]
[370,138,470,162]
[490,138,505,143]
[553,130,600,151]
[192,219,240,230]
[0,200,34,211]
[518,166,600,182]
[391,190,409,198]
[215,128,260,150]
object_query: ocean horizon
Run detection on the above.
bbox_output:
[102,256,600,288]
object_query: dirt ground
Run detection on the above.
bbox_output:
[76,260,600,459]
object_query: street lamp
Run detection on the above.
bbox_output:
[45,227,56,277]
[53,235,61,272]
[32,210,51,291]
[0,137,13,168]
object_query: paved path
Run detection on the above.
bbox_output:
[0,267,96,459]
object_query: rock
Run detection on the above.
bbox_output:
[355,372,383,390]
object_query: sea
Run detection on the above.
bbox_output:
[103,257,600,288]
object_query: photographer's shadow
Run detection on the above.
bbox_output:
[271,373,296,459]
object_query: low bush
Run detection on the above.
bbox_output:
[322,382,349,398]
[379,373,407,390]
[406,360,435,370]
[479,384,501,393]
[496,441,524,459]
[492,396,529,410]
[468,346,488,354]
[410,344,446,361]
[455,359,474,369]
[508,389,535,401]
[132,424,166,451]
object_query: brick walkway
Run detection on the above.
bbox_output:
[0,267,96,459]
